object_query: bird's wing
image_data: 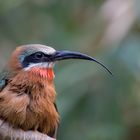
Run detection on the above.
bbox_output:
[53,103,59,138]
[47,103,59,138]
[0,68,11,91]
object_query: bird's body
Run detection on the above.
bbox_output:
[0,68,59,135]
[0,44,112,139]
[0,45,59,137]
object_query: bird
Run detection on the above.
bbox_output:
[0,44,112,139]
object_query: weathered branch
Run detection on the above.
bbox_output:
[0,119,56,140]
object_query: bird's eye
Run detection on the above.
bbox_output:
[34,52,44,59]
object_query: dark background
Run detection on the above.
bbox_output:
[0,0,140,140]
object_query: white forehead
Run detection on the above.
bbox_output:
[23,44,56,54]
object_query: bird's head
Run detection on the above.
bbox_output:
[9,44,112,80]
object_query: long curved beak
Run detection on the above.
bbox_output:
[52,51,112,75]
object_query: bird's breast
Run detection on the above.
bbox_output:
[0,70,59,135]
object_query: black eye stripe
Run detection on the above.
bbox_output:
[33,52,52,58]
[22,52,52,68]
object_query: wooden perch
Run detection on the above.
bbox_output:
[0,119,56,140]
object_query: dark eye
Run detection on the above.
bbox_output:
[34,52,44,59]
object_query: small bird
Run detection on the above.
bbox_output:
[0,44,112,139]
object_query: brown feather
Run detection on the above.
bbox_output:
[0,69,59,135]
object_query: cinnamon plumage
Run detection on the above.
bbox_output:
[0,44,112,138]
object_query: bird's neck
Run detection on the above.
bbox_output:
[29,67,55,81]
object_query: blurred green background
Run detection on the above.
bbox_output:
[0,0,140,140]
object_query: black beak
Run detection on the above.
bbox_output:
[52,51,112,75]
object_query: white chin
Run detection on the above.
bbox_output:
[24,62,55,71]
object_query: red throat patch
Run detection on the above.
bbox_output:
[31,67,55,80]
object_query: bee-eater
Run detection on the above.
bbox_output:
[0,44,112,139]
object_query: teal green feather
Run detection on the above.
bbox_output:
[0,69,11,91]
